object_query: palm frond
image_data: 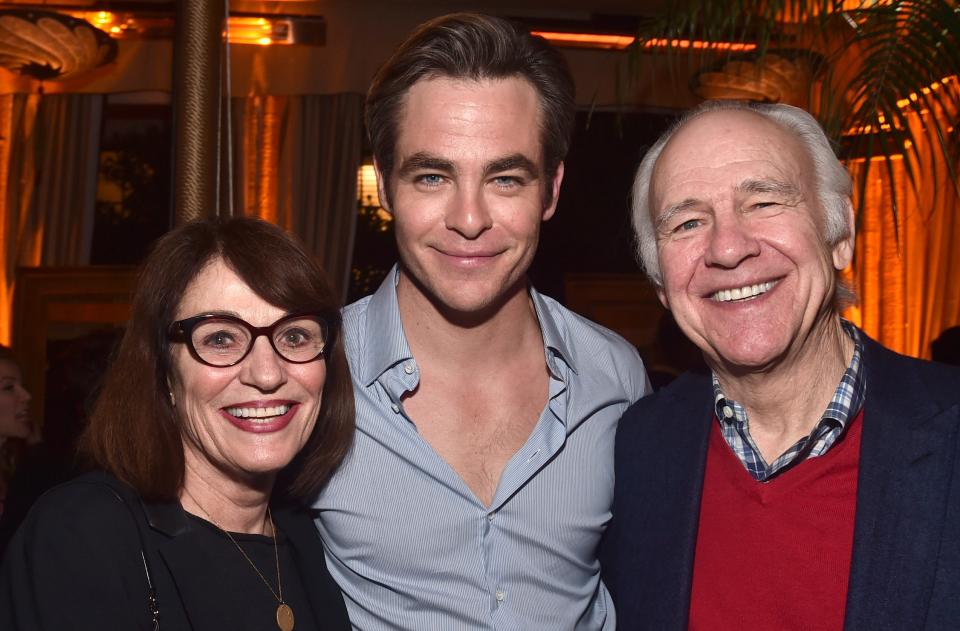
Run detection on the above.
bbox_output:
[629,0,960,215]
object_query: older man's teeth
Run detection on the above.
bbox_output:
[225,404,291,419]
[712,281,776,303]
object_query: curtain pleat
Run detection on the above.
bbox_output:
[231,93,363,301]
[845,112,960,358]
[0,93,102,345]
[34,95,102,266]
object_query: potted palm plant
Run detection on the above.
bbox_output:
[630,0,960,210]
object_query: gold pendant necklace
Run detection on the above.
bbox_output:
[182,488,295,631]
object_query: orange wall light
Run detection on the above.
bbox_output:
[226,17,293,46]
[531,31,636,50]
[531,31,757,53]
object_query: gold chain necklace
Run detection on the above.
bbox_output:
[181,487,295,631]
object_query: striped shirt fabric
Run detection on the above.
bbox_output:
[712,321,866,481]
[314,267,650,631]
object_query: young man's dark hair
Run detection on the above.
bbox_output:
[365,12,575,208]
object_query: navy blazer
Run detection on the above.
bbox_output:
[603,334,960,630]
[0,472,351,630]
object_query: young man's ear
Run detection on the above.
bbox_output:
[373,158,391,214]
[542,162,565,222]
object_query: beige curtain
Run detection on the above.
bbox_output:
[0,93,102,345]
[844,108,960,359]
[230,93,364,300]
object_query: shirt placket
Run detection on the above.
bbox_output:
[484,361,568,630]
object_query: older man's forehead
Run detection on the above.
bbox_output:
[652,112,810,202]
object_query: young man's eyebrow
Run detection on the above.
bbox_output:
[397,153,456,178]
[484,154,539,178]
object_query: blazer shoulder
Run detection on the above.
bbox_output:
[865,337,960,407]
[19,472,143,537]
[0,473,154,630]
[4,472,148,577]
[619,372,712,436]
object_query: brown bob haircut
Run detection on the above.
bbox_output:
[82,217,354,502]
[365,12,576,207]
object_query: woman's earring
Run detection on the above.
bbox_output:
[169,391,176,407]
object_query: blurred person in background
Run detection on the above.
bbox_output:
[0,346,31,520]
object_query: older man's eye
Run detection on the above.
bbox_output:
[675,218,701,232]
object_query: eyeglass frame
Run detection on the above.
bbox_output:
[167,311,338,368]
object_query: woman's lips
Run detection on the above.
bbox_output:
[220,401,298,434]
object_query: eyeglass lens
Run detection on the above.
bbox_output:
[190,316,327,366]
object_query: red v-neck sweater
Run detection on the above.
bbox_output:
[689,410,864,631]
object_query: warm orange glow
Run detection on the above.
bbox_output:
[845,75,957,136]
[69,11,140,37]
[91,11,114,27]
[843,102,960,359]
[226,17,293,46]
[0,96,14,346]
[642,38,757,52]
[242,96,285,225]
[66,11,295,45]
[896,75,955,109]
[530,31,756,52]
[356,163,381,208]
[531,31,636,50]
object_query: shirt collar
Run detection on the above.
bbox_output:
[529,285,577,377]
[712,319,866,428]
[356,265,576,384]
[357,264,413,387]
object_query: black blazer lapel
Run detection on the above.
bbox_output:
[609,372,713,630]
[844,339,960,630]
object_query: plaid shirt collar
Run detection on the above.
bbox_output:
[712,321,866,482]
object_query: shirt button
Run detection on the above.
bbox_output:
[487,511,496,522]
[495,589,505,603]
[722,406,734,419]
[391,403,400,414]
[403,363,415,375]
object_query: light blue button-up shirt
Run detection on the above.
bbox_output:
[314,268,650,630]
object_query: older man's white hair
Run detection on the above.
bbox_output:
[631,100,853,286]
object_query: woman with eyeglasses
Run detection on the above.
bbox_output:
[0,217,353,631]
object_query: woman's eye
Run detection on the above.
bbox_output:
[280,330,310,348]
[201,331,237,348]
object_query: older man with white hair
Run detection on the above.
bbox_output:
[602,100,960,631]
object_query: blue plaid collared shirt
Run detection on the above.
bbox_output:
[712,321,866,482]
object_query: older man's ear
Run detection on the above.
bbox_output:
[832,198,856,271]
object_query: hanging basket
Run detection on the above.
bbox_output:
[0,9,117,81]
[692,50,825,107]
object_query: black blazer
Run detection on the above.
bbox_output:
[0,472,351,630]
[603,333,960,630]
